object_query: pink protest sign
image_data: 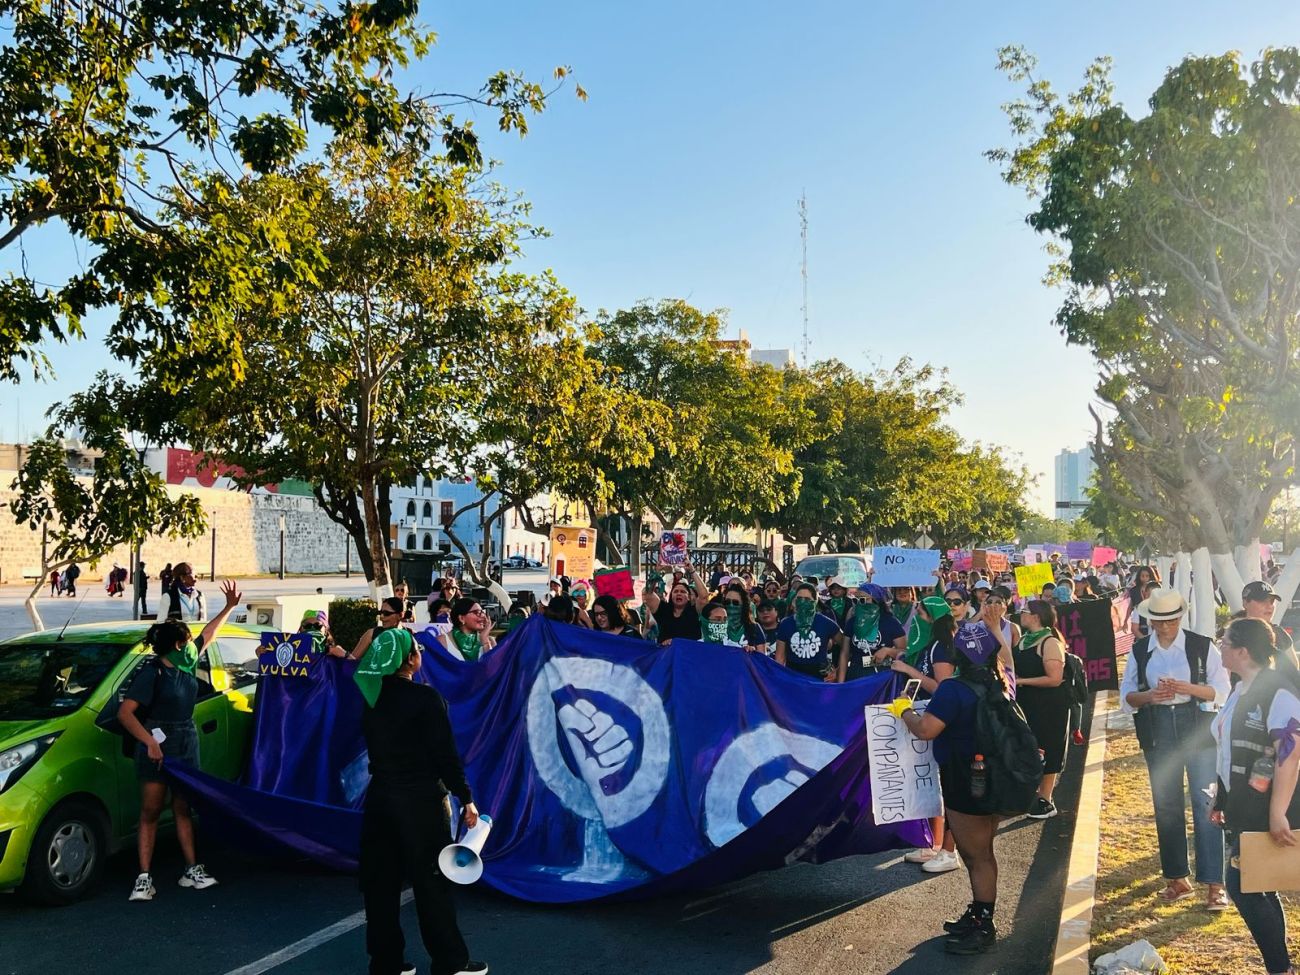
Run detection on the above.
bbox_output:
[1091,546,1118,566]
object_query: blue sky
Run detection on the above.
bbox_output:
[4,1,1298,515]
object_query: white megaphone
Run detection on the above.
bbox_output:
[438,814,493,884]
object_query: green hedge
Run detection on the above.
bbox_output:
[330,597,377,654]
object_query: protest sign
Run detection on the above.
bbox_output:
[660,530,689,566]
[948,549,973,571]
[972,550,1009,572]
[1065,541,1092,560]
[1023,547,1046,565]
[1043,543,1068,559]
[1091,546,1118,567]
[593,566,634,600]
[1057,599,1120,691]
[1015,562,1056,599]
[866,702,942,824]
[258,632,317,677]
[871,546,941,587]
[550,524,596,580]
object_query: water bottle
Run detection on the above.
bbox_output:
[1249,746,1276,793]
[970,754,987,800]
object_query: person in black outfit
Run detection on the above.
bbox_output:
[355,627,487,975]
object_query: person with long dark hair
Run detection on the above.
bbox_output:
[1126,565,1160,611]
[1015,600,1071,819]
[349,596,409,660]
[438,596,497,662]
[891,622,1015,954]
[118,579,242,901]
[721,580,767,653]
[843,583,906,677]
[591,594,642,638]
[1211,617,1300,975]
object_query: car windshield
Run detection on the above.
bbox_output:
[0,641,132,720]
[795,556,869,587]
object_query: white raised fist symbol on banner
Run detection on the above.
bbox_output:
[557,698,635,790]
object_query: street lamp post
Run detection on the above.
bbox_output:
[278,513,286,581]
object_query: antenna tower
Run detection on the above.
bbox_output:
[798,192,809,367]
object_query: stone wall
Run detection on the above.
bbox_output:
[0,481,360,584]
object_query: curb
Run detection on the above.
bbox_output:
[1052,690,1113,975]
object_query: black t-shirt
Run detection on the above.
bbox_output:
[362,677,472,801]
[654,603,702,642]
[125,655,199,724]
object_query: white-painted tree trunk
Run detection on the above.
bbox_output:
[1174,552,1194,606]
[1155,556,1175,588]
[368,580,393,603]
[24,579,45,632]
[1189,548,1216,637]
[1271,548,1300,625]
[1234,539,1263,586]
[1209,552,1246,613]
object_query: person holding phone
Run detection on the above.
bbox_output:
[355,627,488,975]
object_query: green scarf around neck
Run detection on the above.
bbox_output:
[166,640,199,675]
[1019,627,1052,652]
[853,602,881,645]
[451,628,483,662]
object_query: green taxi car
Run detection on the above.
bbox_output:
[0,620,265,903]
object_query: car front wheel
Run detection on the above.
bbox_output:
[21,799,108,905]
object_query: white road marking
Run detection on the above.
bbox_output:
[222,890,413,975]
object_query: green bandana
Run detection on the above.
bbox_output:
[905,597,951,666]
[1019,628,1052,652]
[830,596,847,618]
[451,628,483,662]
[853,603,881,646]
[725,603,745,642]
[704,619,729,643]
[354,627,414,707]
[793,597,816,637]
[166,640,199,675]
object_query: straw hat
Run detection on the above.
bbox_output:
[1136,588,1186,621]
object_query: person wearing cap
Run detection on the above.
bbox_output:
[540,576,564,607]
[354,628,488,975]
[970,579,992,613]
[822,576,853,628]
[843,584,907,678]
[1242,580,1298,671]
[299,608,342,658]
[1209,617,1300,975]
[1119,588,1231,909]
[888,621,1015,954]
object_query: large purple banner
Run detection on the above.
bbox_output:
[169,615,928,903]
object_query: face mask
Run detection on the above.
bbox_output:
[830,596,846,615]
[704,619,729,643]
[854,602,881,644]
[167,639,199,674]
[436,611,450,623]
[725,602,745,639]
[793,597,816,632]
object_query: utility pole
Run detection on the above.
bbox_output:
[799,191,809,367]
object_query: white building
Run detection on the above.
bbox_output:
[1054,447,1096,522]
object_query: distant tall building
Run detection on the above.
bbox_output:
[1054,447,1096,522]
[750,348,796,368]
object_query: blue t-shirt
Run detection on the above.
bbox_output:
[916,639,954,693]
[775,613,842,677]
[844,608,906,672]
[925,677,980,764]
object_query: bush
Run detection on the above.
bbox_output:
[330,597,377,653]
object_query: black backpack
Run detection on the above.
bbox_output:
[957,676,1045,816]
[1063,651,1089,706]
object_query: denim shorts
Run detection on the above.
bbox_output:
[134,721,199,784]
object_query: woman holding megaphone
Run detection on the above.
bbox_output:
[355,627,488,975]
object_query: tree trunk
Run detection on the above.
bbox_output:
[629,512,644,573]
[1209,552,1246,613]
[24,577,45,631]
[1173,552,1194,606]
[1154,556,1175,588]
[1270,548,1300,625]
[1189,547,1216,637]
[1234,540,1263,586]
[360,476,392,600]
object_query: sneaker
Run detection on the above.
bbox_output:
[453,965,488,975]
[920,849,962,873]
[1027,797,1058,820]
[904,847,938,864]
[943,904,980,934]
[944,924,996,955]
[1072,730,1086,746]
[128,872,156,902]
[178,863,219,890]
[400,966,417,975]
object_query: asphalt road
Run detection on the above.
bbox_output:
[0,579,1086,975]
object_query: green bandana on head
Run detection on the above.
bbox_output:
[166,640,199,675]
[725,603,745,642]
[704,618,729,643]
[793,596,817,637]
[355,627,415,707]
[451,628,483,662]
[853,602,881,646]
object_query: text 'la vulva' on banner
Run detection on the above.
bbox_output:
[865,703,942,824]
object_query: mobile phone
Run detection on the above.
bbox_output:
[903,678,922,701]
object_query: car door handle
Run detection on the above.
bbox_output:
[201,720,218,734]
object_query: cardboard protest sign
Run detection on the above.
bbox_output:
[1091,546,1118,567]
[1043,543,1068,559]
[1022,547,1047,565]
[1015,562,1056,599]
[593,566,634,600]
[871,546,941,587]
[972,550,1009,572]
[1057,599,1120,691]
[866,702,942,824]
[550,525,596,580]
[948,550,973,572]
[257,632,317,677]
[660,530,689,566]
[1065,541,1092,560]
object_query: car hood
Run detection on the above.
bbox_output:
[0,719,63,750]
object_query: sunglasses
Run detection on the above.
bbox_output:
[379,609,399,617]
[945,598,965,606]
[724,599,744,606]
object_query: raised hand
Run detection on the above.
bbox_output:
[558,698,634,795]
[219,578,242,608]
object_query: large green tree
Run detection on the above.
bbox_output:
[0,0,571,380]
[991,46,1300,600]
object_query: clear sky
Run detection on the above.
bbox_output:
[3,1,1298,515]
